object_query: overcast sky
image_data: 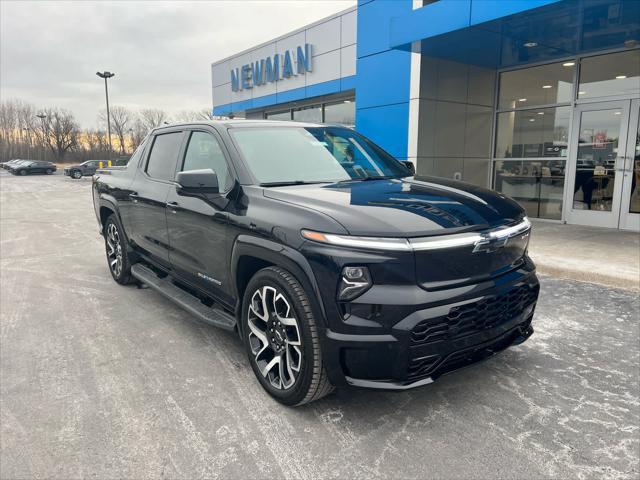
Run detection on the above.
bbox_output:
[1,0,355,128]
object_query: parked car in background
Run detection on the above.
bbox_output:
[64,160,108,179]
[1,159,26,170]
[93,120,539,406]
[9,160,57,175]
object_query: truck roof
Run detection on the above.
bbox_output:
[151,119,329,133]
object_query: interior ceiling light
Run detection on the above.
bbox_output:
[615,111,622,115]
[578,91,586,95]
[615,75,627,79]
[529,119,535,122]
[518,98,527,102]
[523,42,538,47]
[542,85,552,89]
[537,112,544,115]
[563,62,575,67]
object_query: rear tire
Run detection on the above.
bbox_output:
[46,169,53,175]
[104,214,134,285]
[241,266,333,406]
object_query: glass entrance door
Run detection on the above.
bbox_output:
[618,99,640,231]
[566,100,633,229]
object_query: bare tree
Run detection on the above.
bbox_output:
[39,108,80,162]
[99,106,132,155]
[0,99,44,161]
[139,109,168,132]
[129,117,148,151]
[173,109,215,123]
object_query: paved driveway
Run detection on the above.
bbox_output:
[1,171,638,479]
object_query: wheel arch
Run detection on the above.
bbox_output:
[98,198,118,232]
[231,235,328,338]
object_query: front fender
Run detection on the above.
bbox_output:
[230,235,328,334]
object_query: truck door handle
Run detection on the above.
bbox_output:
[166,201,180,213]
[129,193,139,203]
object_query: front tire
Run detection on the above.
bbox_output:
[104,214,134,285]
[72,170,82,179]
[19,169,27,176]
[241,266,333,406]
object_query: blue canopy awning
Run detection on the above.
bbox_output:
[390,0,640,68]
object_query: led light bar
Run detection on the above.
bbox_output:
[301,230,411,251]
[488,216,531,239]
[408,232,483,251]
[301,217,531,252]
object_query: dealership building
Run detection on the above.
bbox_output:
[212,0,640,231]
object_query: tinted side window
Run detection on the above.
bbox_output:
[128,139,148,168]
[146,132,183,181]
[182,132,231,190]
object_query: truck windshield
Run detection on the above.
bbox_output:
[230,126,410,185]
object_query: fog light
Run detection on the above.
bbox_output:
[338,266,372,301]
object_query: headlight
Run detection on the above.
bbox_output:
[337,266,372,301]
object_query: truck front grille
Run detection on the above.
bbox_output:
[410,283,539,347]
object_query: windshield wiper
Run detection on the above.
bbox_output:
[259,180,327,187]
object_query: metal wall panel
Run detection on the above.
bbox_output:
[307,50,341,86]
[341,44,356,77]
[212,60,230,87]
[307,17,341,55]
[341,9,357,46]
[213,84,231,107]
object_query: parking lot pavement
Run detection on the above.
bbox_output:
[1,171,638,480]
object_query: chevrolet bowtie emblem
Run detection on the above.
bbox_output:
[472,235,509,253]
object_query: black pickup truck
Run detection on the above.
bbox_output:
[93,120,539,406]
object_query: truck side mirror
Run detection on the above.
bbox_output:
[400,160,415,176]
[176,169,219,195]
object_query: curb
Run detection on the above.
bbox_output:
[533,260,640,292]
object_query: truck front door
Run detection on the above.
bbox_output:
[166,129,233,304]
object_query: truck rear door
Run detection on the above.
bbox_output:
[126,130,185,268]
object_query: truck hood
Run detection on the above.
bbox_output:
[263,177,524,237]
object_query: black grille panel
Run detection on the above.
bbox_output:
[410,284,539,347]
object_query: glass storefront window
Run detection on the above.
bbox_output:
[494,160,566,220]
[495,106,571,159]
[266,110,291,121]
[578,49,640,100]
[324,100,355,127]
[293,105,322,123]
[498,61,574,109]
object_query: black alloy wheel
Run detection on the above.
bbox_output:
[242,266,333,406]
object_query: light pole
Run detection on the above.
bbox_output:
[128,128,134,153]
[36,113,47,161]
[96,71,115,155]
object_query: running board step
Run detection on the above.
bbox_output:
[131,264,236,331]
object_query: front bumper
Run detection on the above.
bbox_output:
[321,268,539,389]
